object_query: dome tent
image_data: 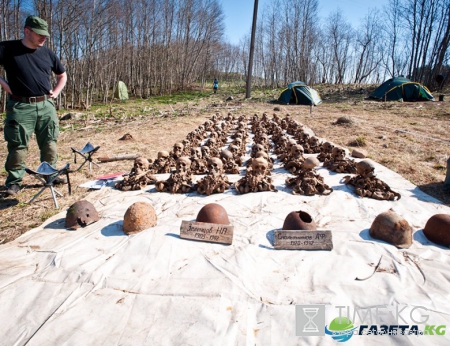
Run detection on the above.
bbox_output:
[115,81,129,100]
[278,81,322,106]
[369,77,434,101]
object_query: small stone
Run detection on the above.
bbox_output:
[352,149,368,158]
[225,96,233,101]
[382,144,389,148]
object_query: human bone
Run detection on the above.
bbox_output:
[285,156,332,196]
[172,142,184,158]
[344,172,401,201]
[356,159,375,178]
[155,157,194,194]
[197,158,231,196]
[220,150,240,174]
[133,157,150,175]
[116,157,157,191]
[235,157,277,194]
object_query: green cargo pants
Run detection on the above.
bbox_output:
[3,98,59,186]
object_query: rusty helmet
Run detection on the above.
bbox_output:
[423,214,450,247]
[369,210,412,248]
[196,203,230,224]
[282,210,317,230]
[123,201,157,235]
[65,200,100,230]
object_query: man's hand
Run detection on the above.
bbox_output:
[0,77,12,94]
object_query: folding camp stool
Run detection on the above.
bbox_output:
[25,162,72,209]
[71,142,101,172]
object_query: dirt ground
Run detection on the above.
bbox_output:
[1,87,449,243]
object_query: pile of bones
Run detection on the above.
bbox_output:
[115,112,400,201]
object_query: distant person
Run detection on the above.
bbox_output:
[445,156,450,193]
[0,15,67,196]
[213,78,219,93]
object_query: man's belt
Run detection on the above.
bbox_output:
[10,95,52,103]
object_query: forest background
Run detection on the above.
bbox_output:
[0,0,449,110]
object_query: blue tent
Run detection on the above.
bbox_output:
[278,81,322,105]
[369,77,434,101]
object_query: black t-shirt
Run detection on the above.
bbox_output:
[0,40,66,97]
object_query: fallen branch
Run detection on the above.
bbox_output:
[97,154,139,162]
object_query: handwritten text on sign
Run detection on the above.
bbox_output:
[274,230,333,250]
[180,220,233,244]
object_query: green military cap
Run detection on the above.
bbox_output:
[25,15,50,37]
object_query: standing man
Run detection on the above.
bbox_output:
[0,15,67,196]
[213,78,218,93]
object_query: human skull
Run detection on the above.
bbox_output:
[322,141,334,153]
[176,156,191,173]
[233,138,242,148]
[291,144,304,158]
[255,151,270,161]
[252,143,266,156]
[251,157,268,176]
[277,136,288,147]
[207,157,223,176]
[301,157,320,170]
[133,157,150,174]
[201,146,210,158]
[332,146,346,161]
[356,159,375,177]
[228,144,240,156]
[302,132,311,142]
[173,142,184,156]
[220,149,234,162]
[287,138,297,152]
[206,137,217,147]
[204,120,213,131]
[190,147,202,160]
[156,151,170,165]
[309,136,320,147]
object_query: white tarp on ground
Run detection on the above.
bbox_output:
[1,157,450,345]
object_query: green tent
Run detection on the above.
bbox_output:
[369,77,434,101]
[278,81,322,105]
[116,81,129,100]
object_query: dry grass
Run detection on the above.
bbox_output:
[1,86,449,243]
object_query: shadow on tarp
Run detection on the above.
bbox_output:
[358,228,396,247]
[413,229,447,249]
[261,230,277,250]
[101,221,126,237]
[410,183,450,206]
[165,232,231,246]
[44,217,66,230]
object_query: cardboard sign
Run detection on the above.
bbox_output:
[274,230,333,250]
[180,220,233,245]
